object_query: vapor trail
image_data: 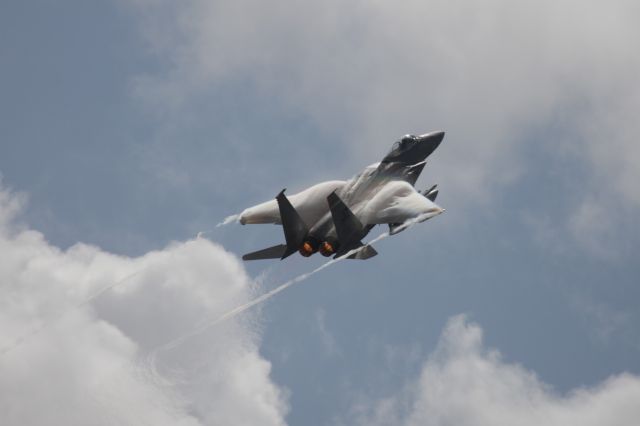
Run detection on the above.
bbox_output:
[216,214,240,227]
[146,214,432,376]
[150,230,395,357]
[152,257,341,354]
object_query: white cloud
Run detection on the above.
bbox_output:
[349,315,640,426]
[0,182,287,425]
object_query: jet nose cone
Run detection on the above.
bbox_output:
[410,131,444,161]
[418,131,445,143]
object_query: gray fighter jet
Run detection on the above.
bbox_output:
[239,131,445,260]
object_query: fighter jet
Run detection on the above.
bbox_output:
[239,131,445,260]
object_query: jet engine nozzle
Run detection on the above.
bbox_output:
[319,239,339,257]
[298,238,320,257]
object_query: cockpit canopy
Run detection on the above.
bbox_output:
[391,134,417,152]
[382,131,444,165]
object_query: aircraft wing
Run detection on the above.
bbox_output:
[359,181,444,226]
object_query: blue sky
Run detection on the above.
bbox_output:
[1,1,639,425]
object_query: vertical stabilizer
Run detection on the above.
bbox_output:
[276,189,309,259]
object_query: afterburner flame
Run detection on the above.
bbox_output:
[319,241,336,257]
[299,241,316,257]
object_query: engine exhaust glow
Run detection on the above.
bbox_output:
[299,238,320,257]
[319,241,336,257]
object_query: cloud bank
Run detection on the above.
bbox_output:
[0,183,287,425]
[2,180,638,425]
[351,315,640,426]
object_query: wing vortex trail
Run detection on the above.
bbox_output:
[216,214,240,227]
[150,213,431,360]
[147,228,400,361]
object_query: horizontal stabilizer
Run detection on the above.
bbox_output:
[243,244,288,260]
[346,244,378,260]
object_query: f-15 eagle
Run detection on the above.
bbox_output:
[239,131,445,260]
